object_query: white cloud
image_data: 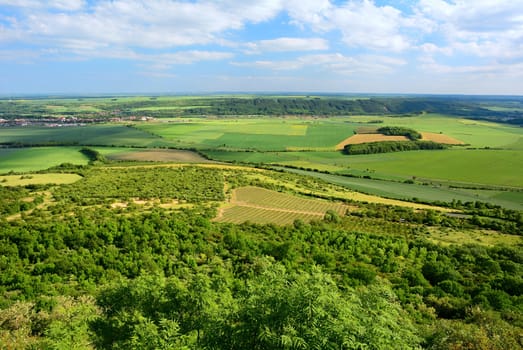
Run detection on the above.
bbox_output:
[233,52,406,75]
[418,0,523,59]
[0,0,285,50]
[0,0,85,11]
[286,0,430,52]
[244,37,328,54]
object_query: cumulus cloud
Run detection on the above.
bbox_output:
[0,0,285,49]
[417,0,523,59]
[1,0,523,93]
[286,0,431,52]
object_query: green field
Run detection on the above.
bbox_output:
[0,147,90,173]
[136,118,355,150]
[204,148,523,187]
[279,168,523,210]
[0,125,170,147]
[134,114,523,151]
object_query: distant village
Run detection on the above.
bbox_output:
[0,115,154,127]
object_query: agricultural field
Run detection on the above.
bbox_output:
[216,186,347,225]
[348,114,523,149]
[136,118,355,151]
[280,167,523,211]
[205,148,523,186]
[0,173,82,186]
[336,134,408,149]
[0,124,170,147]
[0,147,90,173]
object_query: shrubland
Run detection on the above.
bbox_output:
[0,164,521,349]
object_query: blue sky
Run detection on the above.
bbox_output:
[1,0,523,95]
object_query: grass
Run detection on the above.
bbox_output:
[0,173,82,186]
[0,147,90,174]
[426,227,523,247]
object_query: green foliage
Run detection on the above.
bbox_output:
[92,260,422,350]
[344,140,447,155]
[54,166,225,203]
[377,126,421,140]
[80,147,106,164]
[0,164,521,349]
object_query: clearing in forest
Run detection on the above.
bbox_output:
[215,186,348,225]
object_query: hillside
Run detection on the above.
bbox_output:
[0,163,521,349]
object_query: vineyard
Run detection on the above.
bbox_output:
[216,186,348,224]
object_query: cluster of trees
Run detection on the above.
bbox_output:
[344,140,447,155]
[80,147,107,164]
[53,166,225,204]
[0,186,44,216]
[377,126,422,140]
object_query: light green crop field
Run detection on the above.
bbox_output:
[205,149,523,188]
[0,147,90,173]
[0,125,170,147]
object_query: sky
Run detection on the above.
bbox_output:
[1,0,523,95]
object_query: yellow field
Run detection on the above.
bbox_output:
[420,132,465,145]
[0,173,82,186]
[335,134,408,150]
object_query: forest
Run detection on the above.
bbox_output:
[0,164,522,349]
[1,95,523,125]
[343,141,448,155]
